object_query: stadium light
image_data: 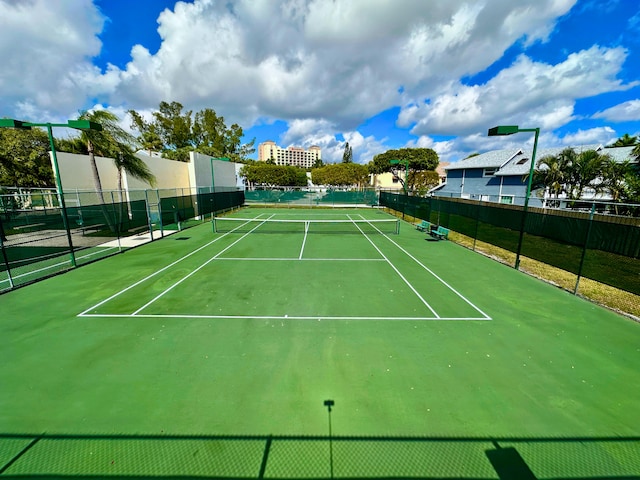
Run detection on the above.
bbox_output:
[390,158,409,195]
[0,118,103,268]
[487,125,540,270]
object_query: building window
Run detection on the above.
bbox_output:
[483,168,497,177]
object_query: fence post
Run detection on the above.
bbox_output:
[473,199,481,251]
[573,203,596,294]
[0,217,14,289]
[157,189,164,238]
[112,191,123,253]
[144,189,154,241]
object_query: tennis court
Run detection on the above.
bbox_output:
[1,207,638,477]
[80,209,487,321]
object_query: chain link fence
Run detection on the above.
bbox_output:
[1,433,638,478]
[0,188,244,292]
[381,192,640,300]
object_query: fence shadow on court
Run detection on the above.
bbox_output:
[1,432,638,479]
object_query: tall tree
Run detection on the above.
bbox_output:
[0,128,53,187]
[601,158,631,204]
[368,148,439,193]
[129,102,255,162]
[342,142,353,163]
[240,164,307,187]
[368,148,439,174]
[311,163,369,186]
[566,150,607,199]
[128,110,163,155]
[533,150,572,199]
[609,133,638,147]
[75,110,155,230]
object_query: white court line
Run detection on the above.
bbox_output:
[79,313,490,321]
[78,214,267,317]
[215,257,386,261]
[358,214,491,320]
[299,221,309,260]
[0,246,119,286]
[130,214,276,315]
[348,214,440,318]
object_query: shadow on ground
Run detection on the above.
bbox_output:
[1,433,638,479]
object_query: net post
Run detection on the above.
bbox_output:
[396,218,400,234]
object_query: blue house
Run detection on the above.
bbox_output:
[433,145,635,206]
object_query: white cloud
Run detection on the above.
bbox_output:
[6,0,633,167]
[402,46,635,136]
[593,100,640,122]
[1,0,579,126]
[279,119,385,164]
[0,0,104,120]
[559,126,616,146]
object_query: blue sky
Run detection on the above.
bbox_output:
[1,0,639,164]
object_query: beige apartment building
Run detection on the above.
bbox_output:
[258,141,322,168]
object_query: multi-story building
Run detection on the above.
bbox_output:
[258,141,322,168]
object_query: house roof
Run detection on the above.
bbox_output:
[445,144,638,178]
[445,149,522,170]
[502,144,640,176]
[602,145,636,163]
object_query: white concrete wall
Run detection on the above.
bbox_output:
[127,153,190,190]
[53,150,241,193]
[54,152,121,191]
[189,152,239,190]
[54,151,190,192]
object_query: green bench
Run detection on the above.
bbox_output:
[430,226,449,240]
[415,220,432,232]
[76,223,105,235]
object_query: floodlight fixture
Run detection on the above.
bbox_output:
[0,117,104,268]
[488,125,520,136]
[0,119,31,129]
[67,119,102,131]
[487,125,541,270]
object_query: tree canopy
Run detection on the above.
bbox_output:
[342,142,353,163]
[0,127,53,187]
[368,148,439,174]
[533,147,640,203]
[240,163,307,187]
[129,101,255,162]
[608,133,638,147]
[311,163,369,186]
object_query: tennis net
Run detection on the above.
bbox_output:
[213,217,400,235]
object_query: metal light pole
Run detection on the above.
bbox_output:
[0,119,102,268]
[390,158,409,195]
[488,125,540,270]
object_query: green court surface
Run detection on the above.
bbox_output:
[1,207,638,477]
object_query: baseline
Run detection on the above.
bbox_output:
[80,313,489,321]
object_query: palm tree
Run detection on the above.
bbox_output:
[533,149,573,203]
[76,110,155,231]
[609,133,638,147]
[567,150,606,199]
[600,158,631,213]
